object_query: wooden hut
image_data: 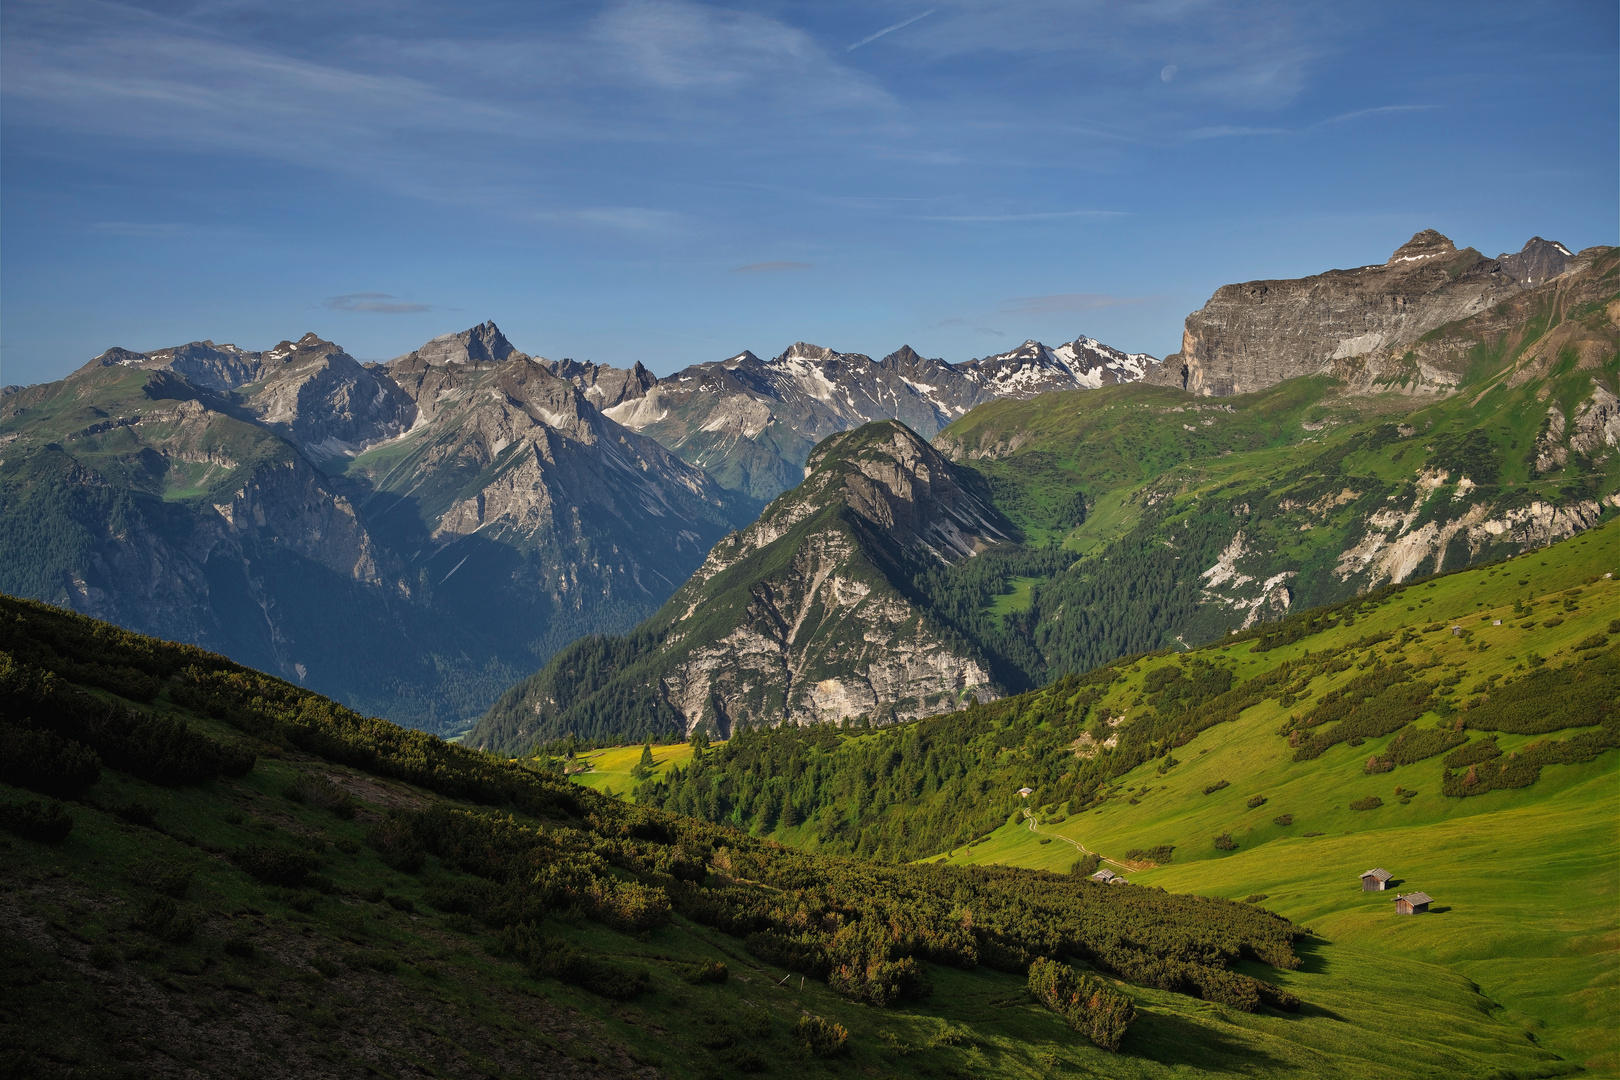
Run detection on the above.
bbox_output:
[1394,892,1432,915]
[1108,876,1129,885]
[1017,787,1034,798]
[1360,867,1393,891]
[1090,868,1116,883]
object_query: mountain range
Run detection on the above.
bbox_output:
[473,231,1619,752]
[0,319,1152,733]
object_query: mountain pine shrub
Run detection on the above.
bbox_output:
[1026,957,1135,1051]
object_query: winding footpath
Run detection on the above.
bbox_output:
[1022,807,1135,872]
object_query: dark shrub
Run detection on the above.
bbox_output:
[1071,853,1101,877]
[1245,795,1267,809]
[87,943,121,968]
[1349,796,1384,810]
[0,798,74,843]
[1444,735,1501,768]
[793,1016,849,1058]
[1244,894,1268,904]
[1027,957,1135,1052]
[0,722,101,798]
[1213,833,1238,851]
[133,896,195,943]
[501,923,650,1000]
[224,932,256,959]
[1272,814,1293,826]
[233,843,319,887]
[115,800,158,828]
[1203,780,1230,795]
[366,816,426,874]
[384,894,417,914]
[284,773,356,818]
[129,859,192,898]
[678,960,729,984]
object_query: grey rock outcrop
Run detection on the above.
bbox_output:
[1143,232,1577,397]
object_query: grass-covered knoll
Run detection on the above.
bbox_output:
[565,740,702,798]
[13,592,1568,1079]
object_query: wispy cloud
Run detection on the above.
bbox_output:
[848,9,936,52]
[324,293,431,314]
[1000,293,1152,316]
[1188,104,1437,140]
[732,261,813,274]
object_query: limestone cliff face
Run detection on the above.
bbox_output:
[470,420,1018,749]
[1143,232,1580,397]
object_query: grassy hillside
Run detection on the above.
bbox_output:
[635,520,1620,1071]
[567,741,703,799]
[11,594,1577,1079]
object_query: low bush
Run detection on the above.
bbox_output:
[678,960,729,984]
[366,815,426,874]
[284,772,357,818]
[1443,735,1501,768]
[1245,795,1267,809]
[0,721,101,798]
[1027,957,1135,1052]
[1349,796,1384,811]
[1123,845,1174,864]
[793,1016,849,1058]
[133,896,196,943]
[1070,853,1101,877]
[1213,833,1238,851]
[232,843,320,887]
[1272,814,1293,826]
[501,923,650,1000]
[224,932,256,959]
[129,859,192,898]
[0,798,74,843]
[1244,894,1268,904]
[1203,780,1230,795]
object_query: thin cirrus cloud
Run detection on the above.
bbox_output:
[847,9,936,52]
[323,293,432,315]
[732,261,813,274]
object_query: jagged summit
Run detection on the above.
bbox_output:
[1387,228,1458,264]
[1498,236,1575,286]
[399,320,521,366]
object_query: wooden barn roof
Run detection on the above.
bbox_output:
[1361,868,1392,880]
[1397,892,1433,905]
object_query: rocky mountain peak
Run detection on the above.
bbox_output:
[723,350,762,367]
[409,321,522,367]
[801,420,1016,563]
[1498,236,1575,286]
[1387,229,1458,265]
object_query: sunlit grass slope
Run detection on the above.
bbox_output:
[934,521,1620,1071]
[567,741,703,799]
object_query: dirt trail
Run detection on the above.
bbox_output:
[1022,808,1135,871]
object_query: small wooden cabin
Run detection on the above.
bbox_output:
[1108,876,1129,886]
[1017,787,1034,798]
[1090,869,1116,883]
[1360,867,1393,891]
[1394,891,1433,915]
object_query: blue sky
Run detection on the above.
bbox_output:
[3,0,1615,385]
